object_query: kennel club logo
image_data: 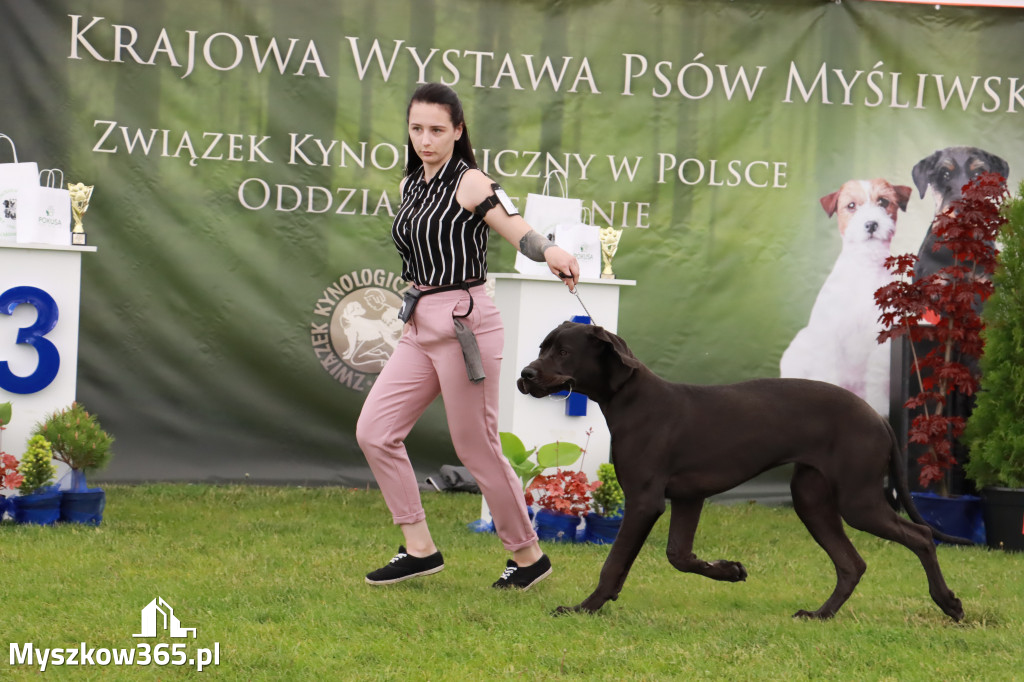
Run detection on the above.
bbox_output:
[310,268,407,392]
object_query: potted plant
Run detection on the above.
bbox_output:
[33,402,113,525]
[964,180,1024,551]
[10,435,60,525]
[500,431,583,492]
[584,462,624,545]
[1,401,23,520]
[875,172,1005,542]
[467,432,587,534]
[526,467,600,543]
[500,429,600,541]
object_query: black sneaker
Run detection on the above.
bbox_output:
[491,554,552,590]
[365,546,444,585]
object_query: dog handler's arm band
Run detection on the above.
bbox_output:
[519,229,557,262]
[474,183,519,217]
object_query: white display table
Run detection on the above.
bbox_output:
[481,273,635,523]
[0,242,96,481]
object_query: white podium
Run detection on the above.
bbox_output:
[481,273,635,523]
[0,242,96,486]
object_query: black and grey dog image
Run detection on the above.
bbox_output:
[912,146,1009,279]
[518,322,965,621]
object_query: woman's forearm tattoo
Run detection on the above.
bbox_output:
[519,229,556,262]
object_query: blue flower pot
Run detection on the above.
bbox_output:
[911,491,985,545]
[11,489,62,526]
[534,509,582,543]
[584,512,622,545]
[0,495,8,521]
[60,488,106,526]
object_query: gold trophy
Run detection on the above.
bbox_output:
[599,227,623,279]
[68,182,94,246]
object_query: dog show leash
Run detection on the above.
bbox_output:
[559,273,597,325]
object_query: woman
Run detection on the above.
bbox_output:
[357,82,579,589]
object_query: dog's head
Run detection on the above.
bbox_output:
[517,322,643,403]
[912,146,1009,212]
[819,179,911,245]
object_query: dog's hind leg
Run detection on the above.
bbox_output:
[666,498,748,582]
[840,497,964,622]
[790,465,867,619]
[554,501,664,615]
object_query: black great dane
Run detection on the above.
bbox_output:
[517,322,965,621]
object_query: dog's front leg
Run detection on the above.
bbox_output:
[554,503,663,615]
[666,497,748,582]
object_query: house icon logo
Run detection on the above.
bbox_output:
[133,597,197,638]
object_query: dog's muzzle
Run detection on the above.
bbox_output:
[517,366,572,397]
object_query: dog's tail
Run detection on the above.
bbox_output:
[884,418,975,546]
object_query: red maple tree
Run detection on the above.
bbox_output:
[874,172,1007,493]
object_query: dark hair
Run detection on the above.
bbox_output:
[404,82,477,176]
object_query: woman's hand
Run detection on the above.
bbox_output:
[544,245,579,289]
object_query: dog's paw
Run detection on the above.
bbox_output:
[792,608,834,620]
[943,596,964,622]
[710,560,748,582]
[551,604,581,617]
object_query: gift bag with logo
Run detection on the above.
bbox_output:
[515,170,583,277]
[554,210,601,280]
[17,169,71,246]
[0,134,40,243]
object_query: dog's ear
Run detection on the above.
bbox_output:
[588,326,643,392]
[912,151,941,198]
[893,185,912,211]
[981,151,1010,180]
[819,190,840,218]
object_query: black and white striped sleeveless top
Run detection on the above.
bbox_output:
[391,156,489,286]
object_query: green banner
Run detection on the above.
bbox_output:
[1,0,1021,484]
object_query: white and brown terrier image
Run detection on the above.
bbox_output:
[780,179,912,415]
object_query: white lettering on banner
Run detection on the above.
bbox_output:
[68,15,327,79]
[287,135,403,169]
[783,60,1024,113]
[92,120,272,167]
[67,15,1024,112]
[237,179,396,216]
[656,156,788,189]
[475,150,595,181]
[345,37,601,93]
[621,53,766,100]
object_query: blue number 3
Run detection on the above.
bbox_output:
[0,286,61,394]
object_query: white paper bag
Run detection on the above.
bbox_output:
[515,171,583,277]
[553,221,601,279]
[0,133,40,244]
[17,169,71,246]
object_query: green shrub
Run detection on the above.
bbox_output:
[591,462,624,517]
[33,402,114,472]
[18,435,57,496]
[965,182,1024,488]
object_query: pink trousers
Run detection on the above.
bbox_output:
[356,286,538,552]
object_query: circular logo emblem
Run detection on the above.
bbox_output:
[310,269,407,392]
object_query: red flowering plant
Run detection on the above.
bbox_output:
[523,428,600,517]
[874,172,1007,495]
[525,469,601,517]
[1,402,25,490]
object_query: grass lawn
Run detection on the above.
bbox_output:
[2,484,1022,680]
